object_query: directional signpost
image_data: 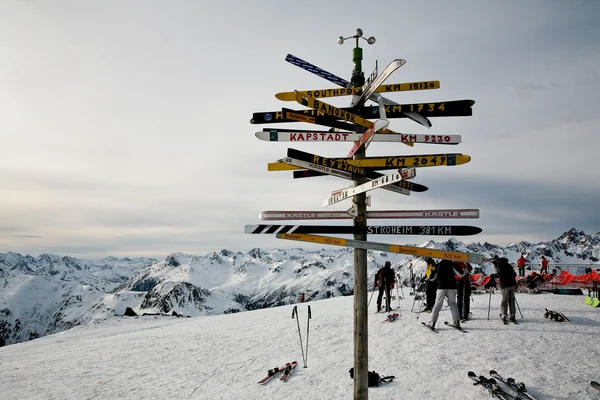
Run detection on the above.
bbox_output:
[246,28,482,400]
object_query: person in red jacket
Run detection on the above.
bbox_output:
[374,261,395,312]
[540,256,549,275]
[517,255,527,277]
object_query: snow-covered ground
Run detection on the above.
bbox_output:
[0,289,598,400]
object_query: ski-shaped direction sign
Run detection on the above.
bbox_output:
[276,233,486,264]
[323,169,416,207]
[295,92,410,149]
[296,91,377,131]
[253,101,472,124]
[281,157,412,196]
[351,59,406,107]
[281,108,355,131]
[246,225,482,236]
[283,151,428,193]
[277,148,470,172]
[255,130,461,145]
[345,153,471,169]
[251,100,474,124]
[347,119,390,157]
[285,54,432,128]
[274,81,440,102]
[259,209,480,221]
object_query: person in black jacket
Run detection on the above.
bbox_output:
[491,255,517,323]
[426,259,467,329]
[374,261,396,312]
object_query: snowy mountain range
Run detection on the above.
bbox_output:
[1,228,598,346]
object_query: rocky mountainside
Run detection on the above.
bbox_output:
[1,228,598,345]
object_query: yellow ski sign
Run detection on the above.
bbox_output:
[275,81,440,102]
[345,154,471,168]
[267,153,471,171]
[295,91,374,130]
[276,233,486,264]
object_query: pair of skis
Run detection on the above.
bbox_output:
[421,321,467,333]
[383,313,399,322]
[544,307,570,322]
[469,370,538,400]
[257,361,298,384]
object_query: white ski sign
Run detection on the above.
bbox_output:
[255,131,461,144]
[282,157,410,196]
[323,168,415,207]
[259,209,480,221]
[351,59,406,107]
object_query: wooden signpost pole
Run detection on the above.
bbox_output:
[342,28,371,400]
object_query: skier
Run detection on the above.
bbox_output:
[455,261,472,321]
[423,257,437,312]
[426,259,466,330]
[374,261,395,312]
[540,256,549,275]
[517,255,527,277]
[491,255,517,323]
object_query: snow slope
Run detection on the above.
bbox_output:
[0,289,598,400]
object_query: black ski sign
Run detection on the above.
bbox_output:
[251,100,474,124]
[245,225,482,236]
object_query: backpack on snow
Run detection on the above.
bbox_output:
[349,367,395,387]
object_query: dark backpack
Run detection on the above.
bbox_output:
[349,367,395,387]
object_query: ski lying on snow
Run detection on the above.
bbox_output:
[468,371,513,400]
[490,370,537,400]
[280,361,298,381]
[258,365,286,384]
[383,313,400,322]
[591,381,600,390]
[245,225,482,236]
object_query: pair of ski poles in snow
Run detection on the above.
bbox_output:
[292,305,311,368]
[486,286,523,320]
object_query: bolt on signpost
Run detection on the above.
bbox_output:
[338,28,374,400]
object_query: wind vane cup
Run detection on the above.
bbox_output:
[245,28,484,399]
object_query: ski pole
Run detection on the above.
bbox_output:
[514,294,523,319]
[292,306,306,367]
[305,305,311,368]
[395,283,402,316]
[368,287,375,307]
[487,286,492,320]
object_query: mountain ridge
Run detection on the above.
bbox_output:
[1,228,598,345]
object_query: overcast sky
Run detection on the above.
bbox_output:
[1,0,599,259]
